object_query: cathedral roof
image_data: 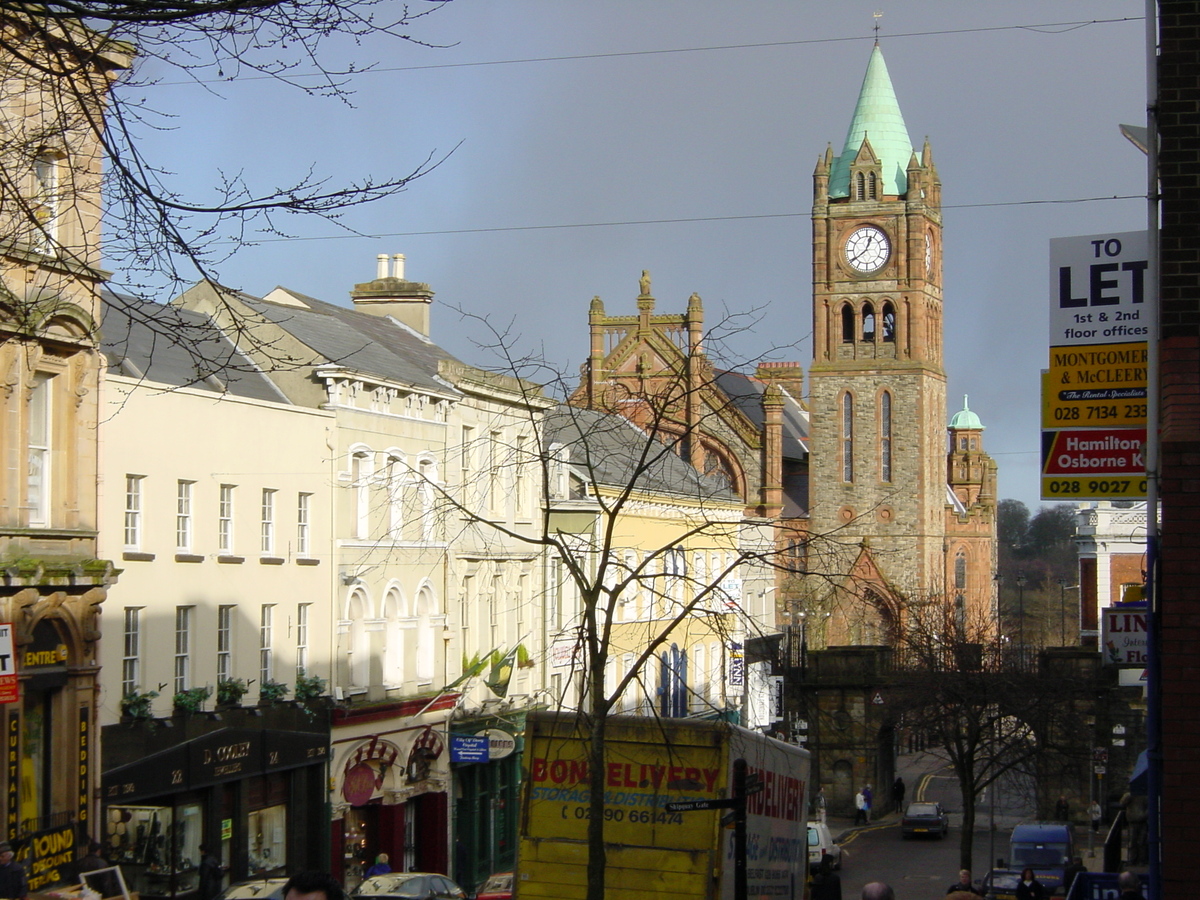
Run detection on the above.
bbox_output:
[829,44,914,199]
[949,396,984,430]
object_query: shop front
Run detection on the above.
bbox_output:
[330,698,455,888]
[100,706,330,899]
[1,590,110,894]
[449,716,524,893]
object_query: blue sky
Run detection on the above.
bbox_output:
[122,1,1147,510]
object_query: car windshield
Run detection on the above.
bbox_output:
[356,875,428,898]
[1011,844,1069,867]
[480,874,512,892]
[906,804,938,816]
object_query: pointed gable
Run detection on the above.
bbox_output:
[829,44,914,199]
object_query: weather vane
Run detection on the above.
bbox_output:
[873,10,883,41]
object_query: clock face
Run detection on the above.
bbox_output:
[925,232,933,270]
[845,225,890,274]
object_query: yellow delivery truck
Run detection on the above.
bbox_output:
[516,712,811,900]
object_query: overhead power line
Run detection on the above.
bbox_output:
[239,193,1143,245]
[160,18,1140,87]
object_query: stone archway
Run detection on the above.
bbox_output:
[832,758,855,815]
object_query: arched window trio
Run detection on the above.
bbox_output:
[841,299,896,343]
[839,388,893,485]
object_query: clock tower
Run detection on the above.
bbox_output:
[807,43,948,636]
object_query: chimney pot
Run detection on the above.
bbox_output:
[376,254,389,280]
[392,253,406,281]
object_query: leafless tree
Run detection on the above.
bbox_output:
[2,1,451,369]
[894,595,1095,870]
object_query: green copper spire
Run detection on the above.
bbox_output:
[829,44,914,199]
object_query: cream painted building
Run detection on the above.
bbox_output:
[174,256,554,884]
[94,291,336,893]
[543,407,772,720]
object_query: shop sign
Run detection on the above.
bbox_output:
[450,735,489,764]
[21,824,76,892]
[221,818,233,841]
[7,717,17,839]
[728,642,744,687]
[78,707,90,827]
[1102,603,1148,666]
[343,762,378,806]
[0,624,17,704]
[263,729,328,773]
[484,729,516,760]
[103,743,190,801]
[192,728,262,788]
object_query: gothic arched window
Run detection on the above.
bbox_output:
[855,172,866,201]
[841,393,854,482]
[868,171,878,199]
[862,303,876,342]
[841,303,855,342]
[880,391,893,483]
[881,302,896,342]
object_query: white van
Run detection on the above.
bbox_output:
[807,822,843,871]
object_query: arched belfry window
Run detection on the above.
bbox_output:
[855,172,866,201]
[881,302,896,342]
[841,303,854,343]
[868,171,878,199]
[841,393,854,482]
[955,550,967,590]
[862,303,876,342]
[880,391,892,482]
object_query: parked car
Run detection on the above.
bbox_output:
[980,869,1021,900]
[901,801,949,838]
[807,822,843,870]
[353,873,467,900]
[217,880,289,900]
[474,872,513,900]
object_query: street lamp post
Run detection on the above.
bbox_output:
[1016,574,1027,663]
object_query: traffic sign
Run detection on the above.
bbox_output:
[871,691,884,705]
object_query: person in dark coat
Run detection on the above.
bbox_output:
[77,841,118,899]
[198,844,224,900]
[0,843,27,900]
[1117,871,1142,900]
[1063,858,1088,897]
[946,869,983,896]
[1054,796,1070,821]
[892,777,905,809]
[810,854,842,900]
[1015,868,1046,900]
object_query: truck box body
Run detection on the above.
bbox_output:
[516,712,810,900]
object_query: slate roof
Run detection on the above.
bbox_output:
[100,288,287,404]
[829,44,915,199]
[712,369,809,460]
[236,287,463,397]
[545,406,742,505]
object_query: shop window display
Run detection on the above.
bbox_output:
[248,805,286,876]
[106,803,203,898]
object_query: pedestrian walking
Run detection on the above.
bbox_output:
[813,786,827,824]
[854,789,867,826]
[1063,857,1088,896]
[0,843,27,900]
[863,785,873,823]
[1089,800,1102,834]
[892,777,905,809]
[364,854,391,878]
[78,841,119,899]
[810,855,842,900]
[946,869,983,896]
[198,845,224,900]
[1054,796,1069,821]
[1016,868,1046,900]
